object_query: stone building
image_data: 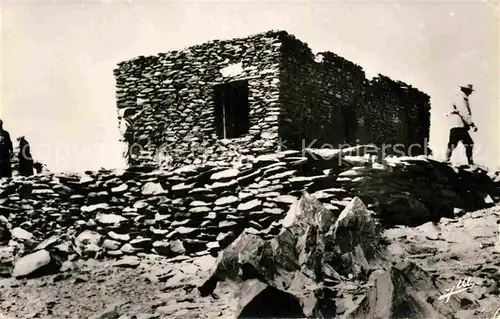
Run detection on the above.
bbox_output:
[114,30,431,166]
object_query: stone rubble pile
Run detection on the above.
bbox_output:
[338,156,498,226]
[0,148,498,279]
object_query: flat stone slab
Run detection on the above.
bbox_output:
[210,168,240,181]
[13,249,51,278]
[114,256,141,268]
[238,199,262,211]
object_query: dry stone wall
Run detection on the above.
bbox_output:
[1,149,497,271]
[115,30,431,168]
[277,35,430,153]
[362,75,431,153]
[114,31,284,167]
[278,35,366,150]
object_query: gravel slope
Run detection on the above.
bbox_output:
[1,205,499,319]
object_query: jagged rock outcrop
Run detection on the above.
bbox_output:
[346,261,462,319]
[199,193,388,317]
[199,192,485,318]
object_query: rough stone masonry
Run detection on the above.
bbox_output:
[114,30,431,167]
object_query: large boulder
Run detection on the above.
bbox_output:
[199,192,387,317]
[12,249,59,279]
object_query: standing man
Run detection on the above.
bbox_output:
[0,119,13,178]
[18,136,34,177]
[445,84,478,165]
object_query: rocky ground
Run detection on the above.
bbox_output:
[1,151,499,318]
[1,200,499,319]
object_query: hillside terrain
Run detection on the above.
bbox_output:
[1,149,499,318]
[1,203,499,319]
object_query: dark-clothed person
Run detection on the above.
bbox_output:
[33,162,43,174]
[0,120,13,178]
[18,136,34,177]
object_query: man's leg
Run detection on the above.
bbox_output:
[0,158,7,178]
[462,130,475,165]
[2,159,12,178]
[445,128,460,163]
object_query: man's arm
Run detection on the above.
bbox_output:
[454,100,476,130]
[6,132,13,155]
[21,141,32,160]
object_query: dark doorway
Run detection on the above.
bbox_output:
[214,80,250,139]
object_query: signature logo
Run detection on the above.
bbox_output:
[438,276,478,303]
[490,308,500,319]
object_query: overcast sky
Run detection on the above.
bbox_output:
[1,0,499,172]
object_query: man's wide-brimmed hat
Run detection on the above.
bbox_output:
[460,84,474,92]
